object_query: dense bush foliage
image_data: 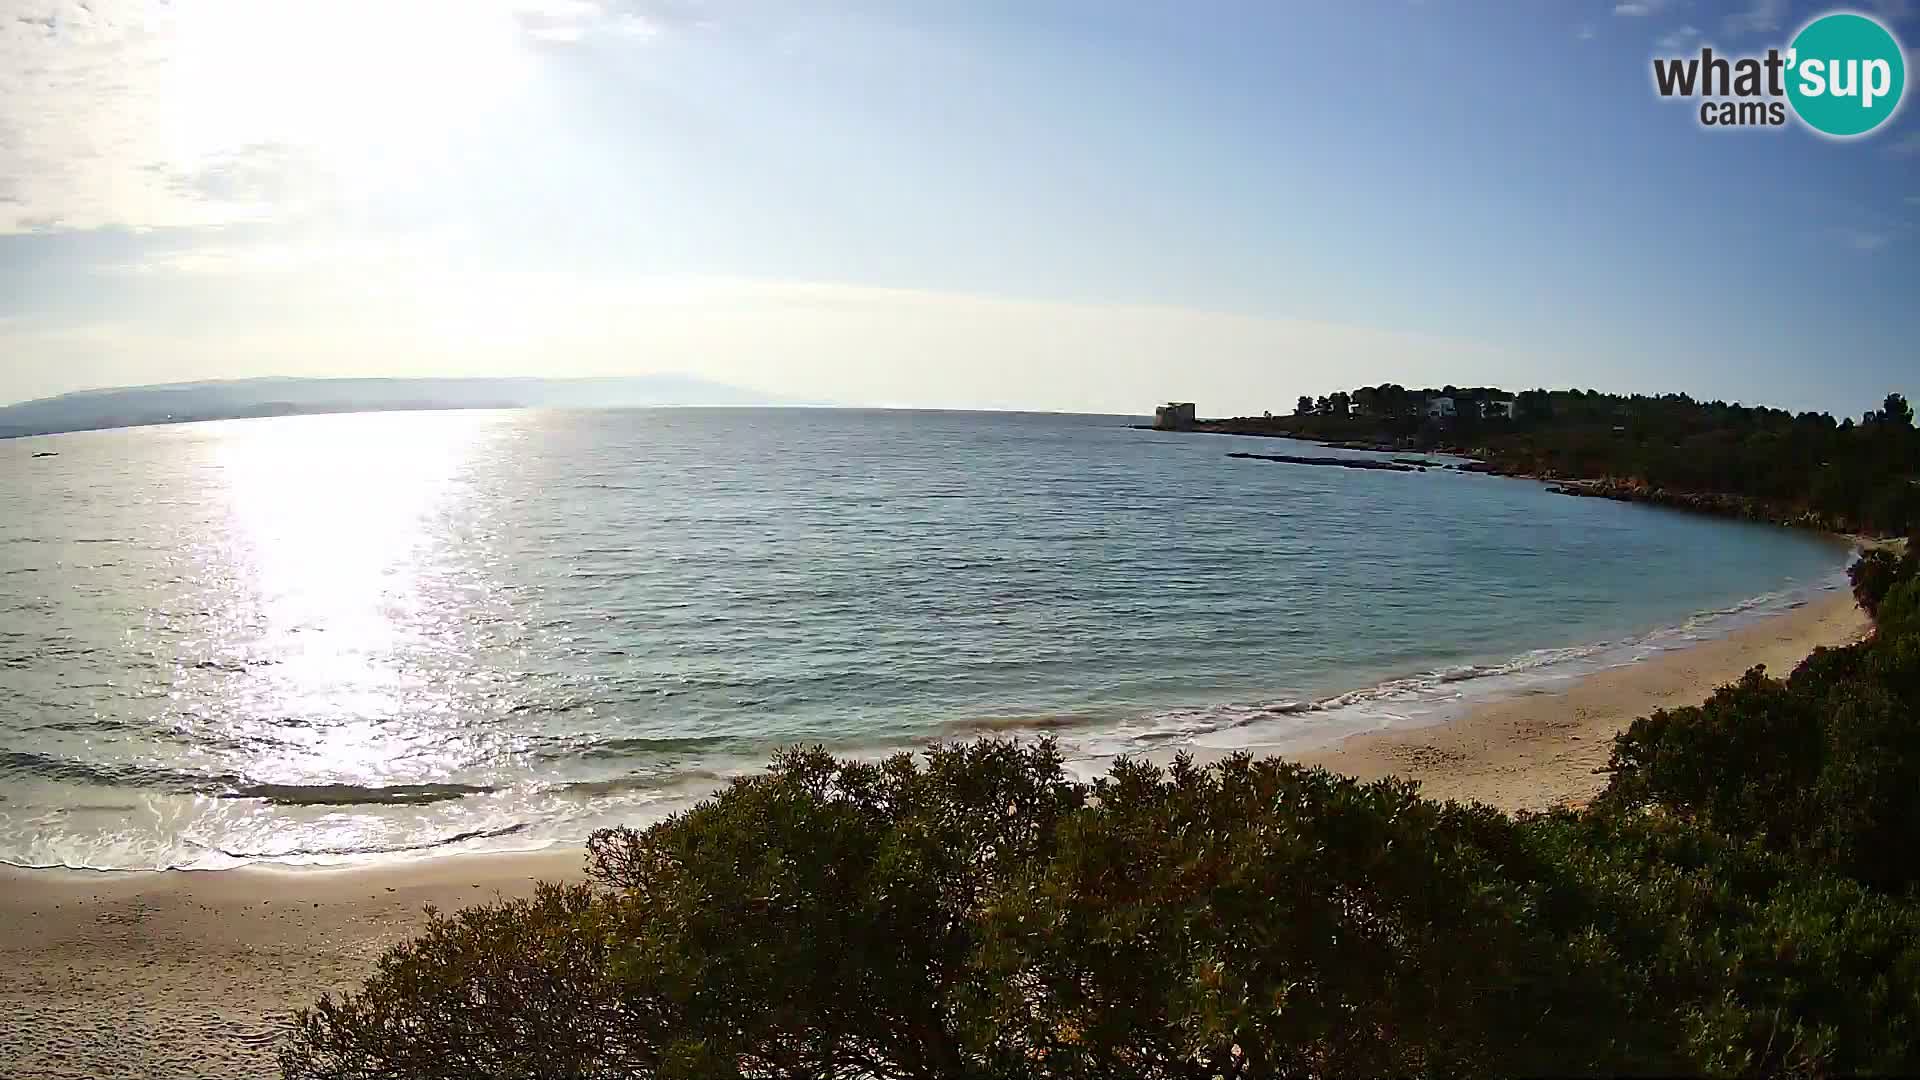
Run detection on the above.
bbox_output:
[284,746,1657,1078]
[1279,387,1920,534]
[1850,545,1919,615]
[1602,574,1920,893]
[286,545,1920,1079]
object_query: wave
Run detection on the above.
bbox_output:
[558,769,729,797]
[0,753,499,808]
[1311,644,1618,712]
[538,734,753,761]
[187,659,279,673]
[0,822,541,871]
[193,822,532,861]
[937,712,1104,735]
[1053,574,1847,758]
[220,782,498,807]
[0,750,237,792]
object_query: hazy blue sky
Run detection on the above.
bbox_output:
[1,0,1914,416]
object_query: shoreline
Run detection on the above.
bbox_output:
[1288,586,1869,810]
[0,585,1874,1078]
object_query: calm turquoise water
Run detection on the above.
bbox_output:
[0,408,1851,869]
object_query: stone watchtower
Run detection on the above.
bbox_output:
[1153,402,1197,430]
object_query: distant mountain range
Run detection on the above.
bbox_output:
[0,376,799,439]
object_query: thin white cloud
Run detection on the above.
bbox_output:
[103,230,444,278]
[1656,25,1704,50]
[1576,23,1598,40]
[1724,0,1787,35]
[1,3,180,232]
[514,0,699,44]
[1889,132,1920,157]
[511,0,605,42]
[0,0,683,234]
[1832,227,1893,252]
[1614,1,1663,16]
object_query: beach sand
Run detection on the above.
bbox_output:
[0,849,585,1080]
[1293,588,1871,809]
[0,589,1871,1080]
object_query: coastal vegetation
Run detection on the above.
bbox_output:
[285,542,1920,1079]
[1195,387,1919,535]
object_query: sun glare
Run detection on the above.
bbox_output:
[159,0,534,199]
[206,412,494,784]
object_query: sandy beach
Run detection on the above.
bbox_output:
[1293,587,1870,810]
[0,588,1871,1080]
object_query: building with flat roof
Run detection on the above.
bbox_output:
[1154,402,1197,430]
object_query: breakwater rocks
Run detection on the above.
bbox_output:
[1545,479,1838,529]
[1227,452,1422,473]
[1131,422,1306,439]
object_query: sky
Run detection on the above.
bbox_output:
[0,0,1915,418]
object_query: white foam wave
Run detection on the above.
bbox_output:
[1054,568,1848,765]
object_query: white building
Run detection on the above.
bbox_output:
[1425,396,1456,419]
[1480,398,1517,420]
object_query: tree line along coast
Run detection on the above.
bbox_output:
[1148,386,1920,537]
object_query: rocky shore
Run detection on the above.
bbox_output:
[1544,478,1842,530]
[1226,451,1423,472]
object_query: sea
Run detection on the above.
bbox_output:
[0,408,1854,870]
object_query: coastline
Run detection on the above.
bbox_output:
[1289,587,1869,810]
[0,585,1874,1079]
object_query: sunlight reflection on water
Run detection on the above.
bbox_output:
[175,413,511,852]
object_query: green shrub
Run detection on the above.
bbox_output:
[967,756,1654,1077]
[1509,811,1920,1076]
[1878,577,1920,638]
[1599,666,1823,847]
[279,883,639,1080]
[285,746,1664,1079]
[1850,548,1904,615]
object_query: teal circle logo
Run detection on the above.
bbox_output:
[1786,12,1906,137]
